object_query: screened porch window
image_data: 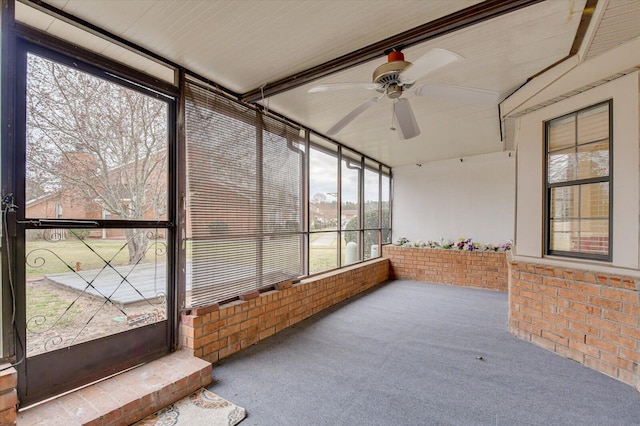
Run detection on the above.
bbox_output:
[545,101,612,260]
[184,83,392,308]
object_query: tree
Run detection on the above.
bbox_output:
[26,54,168,263]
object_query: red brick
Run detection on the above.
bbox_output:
[190,303,219,316]
[584,356,617,378]
[541,330,568,346]
[601,330,636,350]
[0,368,17,391]
[543,276,570,289]
[620,325,640,340]
[622,279,637,290]
[542,312,569,327]
[569,281,600,296]
[602,288,639,304]
[0,407,16,426]
[623,303,640,316]
[569,302,601,316]
[531,334,556,351]
[619,347,640,363]
[0,390,16,411]
[520,272,543,284]
[585,336,618,355]
[533,283,557,297]
[240,290,260,301]
[584,273,597,284]
[569,320,599,337]
[556,344,584,362]
[602,310,638,327]
[558,288,587,303]
[569,340,600,358]
[588,296,623,311]
[586,315,621,333]
[518,322,541,336]
[617,368,635,385]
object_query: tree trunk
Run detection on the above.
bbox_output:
[125,229,149,264]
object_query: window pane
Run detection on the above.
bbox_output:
[381,174,391,229]
[341,230,361,266]
[580,183,609,219]
[548,148,576,183]
[26,54,169,221]
[550,219,578,252]
[550,186,578,219]
[310,147,338,231]
[364,230,380,260]
[577,140,609,180]
[578,220,609,255]
[310,232,338,273]
[578,103,608,144]
[364,168,379,228]
[548,115,575,150]
[546,102,611,259]
[341,153,360,230]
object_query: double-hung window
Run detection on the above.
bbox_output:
[545,101,612,260]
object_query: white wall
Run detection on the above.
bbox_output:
[392,151,515,244]
[515,72,639,269]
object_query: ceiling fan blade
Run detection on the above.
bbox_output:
[326,98,378,135]
[401,48,461,83]
[414,84,499,106]
[308,83,379,93]
[394,98,420,140]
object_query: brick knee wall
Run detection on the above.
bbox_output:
[382,245,508,291]
[181,258,390,363]
[0,366,17,426]
[509,261,640,391]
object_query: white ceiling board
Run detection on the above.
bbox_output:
[585,0,640,60]
[15,1,56,31]
[45,0,484,93]
[267,0,585,167]
[16,2,176,83]
[19,0,591,168]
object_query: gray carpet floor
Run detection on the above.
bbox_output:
[209,280,640,425]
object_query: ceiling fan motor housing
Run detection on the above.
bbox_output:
[373,51,412,97]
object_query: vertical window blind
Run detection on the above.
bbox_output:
[185,82,303,307]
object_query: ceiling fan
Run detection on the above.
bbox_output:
[308,48,499,140]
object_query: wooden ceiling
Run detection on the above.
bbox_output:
[16,0,626,167]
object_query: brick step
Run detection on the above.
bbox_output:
[17,350,212,425]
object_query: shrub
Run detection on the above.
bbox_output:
[69,228,91,240]
[344,209,390,257]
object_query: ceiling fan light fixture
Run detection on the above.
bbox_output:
[386,84,402,99]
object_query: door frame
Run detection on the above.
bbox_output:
[10,35,181,407]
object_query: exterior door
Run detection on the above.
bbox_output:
[13,42,176,406]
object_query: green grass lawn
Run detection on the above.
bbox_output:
[26,284,81,330]
[26,239,166,278]
[25,233,353,279]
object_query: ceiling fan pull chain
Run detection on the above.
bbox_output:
[390,102,396,131]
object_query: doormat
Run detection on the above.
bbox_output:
[134,387,246,426]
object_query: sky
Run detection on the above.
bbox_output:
[309,147,387,204]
